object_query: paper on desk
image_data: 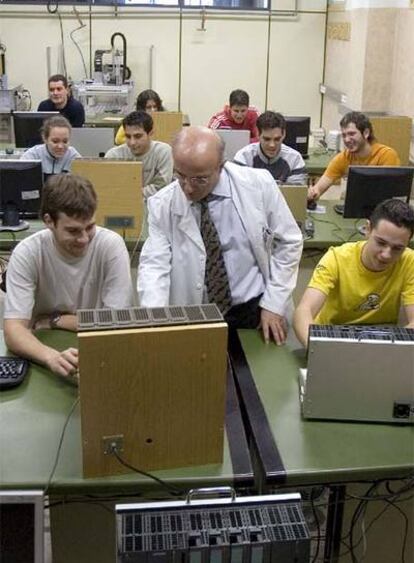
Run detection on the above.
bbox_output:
[102,116,123,122]
[310,205,326,214]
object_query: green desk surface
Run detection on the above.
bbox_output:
[230,330,414,488]
[305,149,335,176]
[306,201,414,250]
[0,220,146,252]
[305,200,364,249]
[0,331,253,494]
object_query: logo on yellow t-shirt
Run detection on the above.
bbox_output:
[356,293,380,311]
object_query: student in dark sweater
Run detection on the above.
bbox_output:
[37,74,85,127]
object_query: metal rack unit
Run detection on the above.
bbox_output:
[77,304,223,331]
[116,491,310,563]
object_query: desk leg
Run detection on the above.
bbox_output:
[324,485,346,563]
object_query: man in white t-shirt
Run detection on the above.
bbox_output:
[3,174,134,378]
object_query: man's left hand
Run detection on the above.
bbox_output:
[260,309,287,345]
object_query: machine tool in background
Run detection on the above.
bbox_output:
[72,32,134,117]
[94,32,131,86]
[0,42,31,143]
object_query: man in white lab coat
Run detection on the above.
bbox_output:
[137,126,303,344]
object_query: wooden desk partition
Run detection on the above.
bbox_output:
[71,159,143,239]
[152,112,183,144]
[78,323,228,478]
[369,115,412,165]
[279,185,308,224]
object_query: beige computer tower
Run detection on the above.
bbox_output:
[78,322,228,478]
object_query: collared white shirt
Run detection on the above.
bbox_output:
[190,169,265,305]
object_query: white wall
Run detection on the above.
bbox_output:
[0,2,327,127]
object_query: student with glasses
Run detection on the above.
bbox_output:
[138,126,303,345]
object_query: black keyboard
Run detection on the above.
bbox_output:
[0,357,29,389]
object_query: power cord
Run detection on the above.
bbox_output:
[57,11,68,77]
[70,8,88,79]
[129,207,147,267]
[339,478,414,562]
[44,396,80,496]
[310,215,347,243]
[309,488,321,563]
[109,443,184,498]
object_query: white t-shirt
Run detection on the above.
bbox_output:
[4,226,133,322]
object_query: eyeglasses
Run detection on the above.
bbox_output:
[173,164,223,187]
[173,170,211,187]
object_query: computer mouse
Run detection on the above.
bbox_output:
[334,204,345,215]
[2,207,20,227]
[307,199,317,211]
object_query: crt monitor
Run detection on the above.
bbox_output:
[284,116,311,159]
[12,111,59,148]
[0,490,44,563]
[0,160,43,224]
[344,165,414,219]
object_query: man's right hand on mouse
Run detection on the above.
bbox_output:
[307,185,319,202]
[45,348,79,378]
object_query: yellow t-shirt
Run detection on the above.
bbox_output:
[309,241,414,325]
[325,143,401,182]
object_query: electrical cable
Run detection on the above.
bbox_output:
[310,215,347,243]
[338,478,414,561]
[57,11,68,77]
[360,513,367,562]
[70,9,88,80]
[111,448,184,498]
[309,489,321,563]
[44,396,80,496]
[348,482,379,561]
[129,209,147,267]
[385,499,409,563]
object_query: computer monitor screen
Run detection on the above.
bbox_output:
[0,160,43,221]
[13,111,59,148]
[344,165,414,219]
[0,490,44,563]
[284,116,311,158]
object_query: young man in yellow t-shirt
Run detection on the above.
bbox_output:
[308,111,400,203]
[294,199,414,347]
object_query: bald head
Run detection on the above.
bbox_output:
[173,126,224,163]
[173,127,225,202]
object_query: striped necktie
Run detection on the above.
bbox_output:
[199,197,232,315]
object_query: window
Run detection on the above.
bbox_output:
[2,0,268,9]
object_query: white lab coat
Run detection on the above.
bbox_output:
[138,162,303,318]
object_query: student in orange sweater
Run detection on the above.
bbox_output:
[308,111,400,203]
